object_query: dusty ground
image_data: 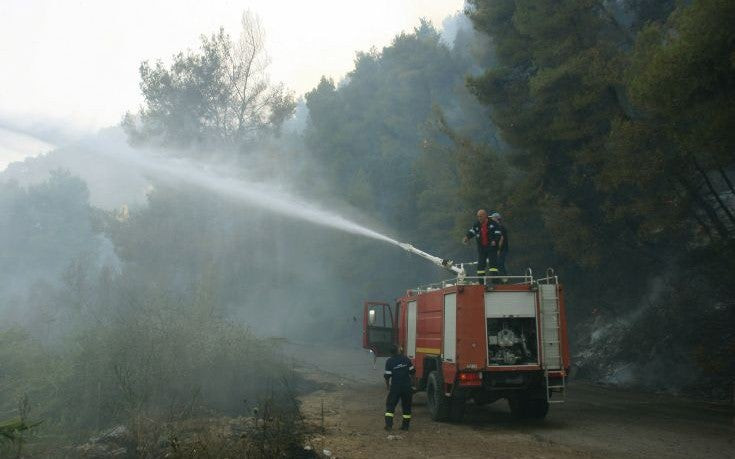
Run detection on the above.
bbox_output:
[289,343,735,459]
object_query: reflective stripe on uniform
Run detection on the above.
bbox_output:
[488,268,499,272]
[402,414,411,419]
[384,370,392,375]
[384,412,394,417]
[409,366,415,371]
[477,270,486,274]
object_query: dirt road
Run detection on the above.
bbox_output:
[289,343,735,458]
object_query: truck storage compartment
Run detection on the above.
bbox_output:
[487,318,538,365]
[484,289,539,366]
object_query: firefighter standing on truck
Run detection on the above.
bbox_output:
[463,209,502,284]
[384,345,415,431]
[490,211,508,279]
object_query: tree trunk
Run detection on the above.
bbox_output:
[693,158,735,225]
[676,174,730,239]
[718,167,735,196]
[692,211,714,240]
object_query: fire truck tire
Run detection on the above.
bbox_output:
[426,371,450,421]
[508,396,549,420]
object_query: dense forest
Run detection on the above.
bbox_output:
[303,0,734,396]
[1,0,733,455]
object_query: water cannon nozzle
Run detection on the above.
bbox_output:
[397,241,463,276]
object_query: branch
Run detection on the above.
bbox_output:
[676,173,731,239]
[693,157,735,225]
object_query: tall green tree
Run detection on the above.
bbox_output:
[603,0,735,242]
[305,20,470,232]
[466,0,735,393]
[467,0,632,268]
[124,11,295,152]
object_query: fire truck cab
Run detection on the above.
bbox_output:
[363,271,570,422]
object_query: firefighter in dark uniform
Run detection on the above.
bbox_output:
[384,345,415,431]
[490,211,508,278]
[463,209,502,284]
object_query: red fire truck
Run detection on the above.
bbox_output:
[363,269,569,421]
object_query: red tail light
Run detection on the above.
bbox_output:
[458,372,482,386]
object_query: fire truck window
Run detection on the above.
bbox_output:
[368,305,392,328]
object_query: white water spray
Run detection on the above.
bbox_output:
[91,143,462,275]
[97,145,400,242]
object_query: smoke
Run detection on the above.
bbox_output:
[0,126,55,171]
[1,127,149,209]
[0,10,486,440]
[0,111,93,170]
[439,10,472,48]
[0,123,447,346]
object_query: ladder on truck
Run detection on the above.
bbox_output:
[537,269,566,404]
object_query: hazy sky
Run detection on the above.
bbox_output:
[0,0,464,134]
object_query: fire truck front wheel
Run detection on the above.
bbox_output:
[426,371,450,421]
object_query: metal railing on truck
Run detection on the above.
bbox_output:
[410,267,534,294]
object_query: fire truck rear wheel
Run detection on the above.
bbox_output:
[426,371,450,421]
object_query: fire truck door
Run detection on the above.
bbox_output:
[363,302,395,357]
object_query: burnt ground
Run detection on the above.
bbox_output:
[288,342,735,458]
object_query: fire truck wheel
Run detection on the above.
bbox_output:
[508,396,549,420]
[426,371,450,421]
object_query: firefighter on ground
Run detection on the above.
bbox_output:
[384,344,415,431]
[490,211,508,278]
[463,209,502,284]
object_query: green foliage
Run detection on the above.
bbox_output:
[157,388,312,458]
[0,170,95,281]
[0,275,290,418]
[0,395,42,458]
[603,0,735,241]
[124,11,296,151]
[304,20,484,232]
[0,418,30,443]
[465,0,735,391]
[0,174,305,453]
[467,0,628,269]
[3,13,734,459]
